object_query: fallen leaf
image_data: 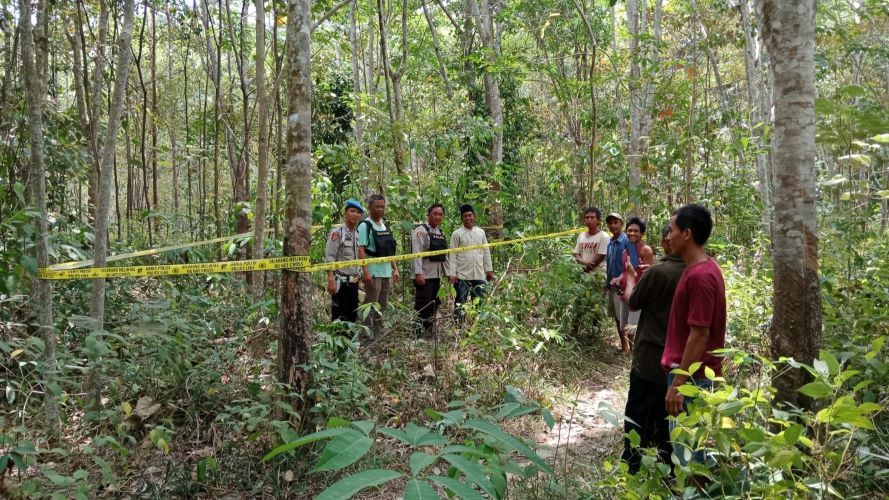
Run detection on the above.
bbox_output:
[284,470,294,482]
[134,396,161,419]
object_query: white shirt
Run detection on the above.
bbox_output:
[448,226,493,280]
[574,230,610,271]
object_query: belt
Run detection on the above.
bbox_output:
[335,273,360,283]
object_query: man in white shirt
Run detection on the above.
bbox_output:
[447,204,494,322]
[574,207,609,273]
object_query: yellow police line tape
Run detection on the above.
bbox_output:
[38,227,583,280]
[47,226,324,271]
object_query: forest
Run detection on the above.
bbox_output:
[1,0,888,497]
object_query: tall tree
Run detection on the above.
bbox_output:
[88,0,136,411]
[468,0,504,233]
[20,0,59,438]
[755,0,821,408]
[377,0,409,176]
[253,0,270,298]
[279,0,313,412]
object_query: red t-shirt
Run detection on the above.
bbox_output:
[660,258,726,377]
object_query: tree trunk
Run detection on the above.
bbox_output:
[166,6,180,214]
[88,0,135,412]
[349,0,365,150]
[421,0,453,98]
[254,0,270,298]
[468,0,504,235]
[86,0,110,224]
[377,0,408,176]
[20,0,59,439]
[279,0,314,414]
[755,0,821,409]
[739,0,772,236]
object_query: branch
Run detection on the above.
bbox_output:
[312,0,352,32]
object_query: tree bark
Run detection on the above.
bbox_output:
[279,0,314,415]
[755,0,821,409]
[253,0,270,298]
[377,0,408,175]
[349,0,365,150]
[20,0,59,439]
[88,0,135,411]
[166,5,180,214]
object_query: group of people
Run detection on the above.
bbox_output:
[325,195,725,471]
[573,204,726,472]
[323,194,493,337]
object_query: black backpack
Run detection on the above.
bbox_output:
[422,224,448,262]
[362,220,397,257]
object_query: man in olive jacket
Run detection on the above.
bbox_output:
[621,221,686,473]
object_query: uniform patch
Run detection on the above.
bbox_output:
[416,229,424,238]
[331,231,340,241]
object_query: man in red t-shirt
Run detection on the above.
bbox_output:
[661,204,726,418]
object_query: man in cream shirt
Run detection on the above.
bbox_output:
[447,204,494,322]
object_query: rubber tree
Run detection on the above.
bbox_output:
[279,0,314,413]
[755,0,821,409]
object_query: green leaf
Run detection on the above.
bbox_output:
[820,175,848,187]
[871,133,889,143]
[44,469,76,487]
[838,84,866,98]
[403,479,439,500]
[541,408,555,430]
[704,366,716,381]
[676,385,701,397]
[874,190,889,199]
[813,359,830,377]
[687,361,702,376]
[315,470,403,500]
[783,424,803,446]
[837,154,871,167]
[261,427,353,462]
[13,182,25,204]
[352,420,374,436]
[409,452,438,476]
[377,427,412,445]
[799,381,832,399]
[441,454,496,497]
[464,419,553,474]
[313,432,374,473]
[440,445,489,458]
[428,475,485,500]
[819,350,840,376]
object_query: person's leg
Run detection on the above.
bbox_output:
[423,278,440,333]
[413,280,434,337]
[363,276,381,331]
[470,279,487,301]
[331,281,344,322]
[454,279,470,322]
[667,373,712,467]
[373,277,390,334]
[343,282,359,323]
[622,371,647,474]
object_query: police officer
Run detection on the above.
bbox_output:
[325,199,364,323]
[412,203,450,337]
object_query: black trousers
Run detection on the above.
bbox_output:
[413,278,441,335]
[331,281,359,324]
[621,370,672,474]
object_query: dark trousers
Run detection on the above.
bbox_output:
[413,278,441,336]
[454,279,487,322]
[622,370,672,474]
[331,281,359,324]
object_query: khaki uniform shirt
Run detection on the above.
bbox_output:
[324,224,360,276]
[412,224,450,279]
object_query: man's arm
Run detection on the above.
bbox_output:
[665,325,710,416]
[412,228,426,285]
[447,230,459,284]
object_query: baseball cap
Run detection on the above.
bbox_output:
[345,199,364,213]
[605,212,623,222]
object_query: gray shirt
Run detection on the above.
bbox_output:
[412,224,450,279]
[448,226,493,280]
[324,225,360,276]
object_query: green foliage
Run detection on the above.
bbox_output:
[264,390,554,499]
[592,345,888,498]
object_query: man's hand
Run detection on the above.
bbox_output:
[666,380,686,416]
[392,267,400,280]
[448,275,457,285]
[327,278,338,295]
[415,274,425,286]
[363,270,373,284]
[485,271,494,282]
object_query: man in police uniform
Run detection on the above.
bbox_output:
[412,203,450,337]
[325,199,364,324]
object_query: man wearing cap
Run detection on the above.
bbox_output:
[325,199,364,324]
[448,204,494,322]
[605,212,631,352]
[412,203,450,337]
